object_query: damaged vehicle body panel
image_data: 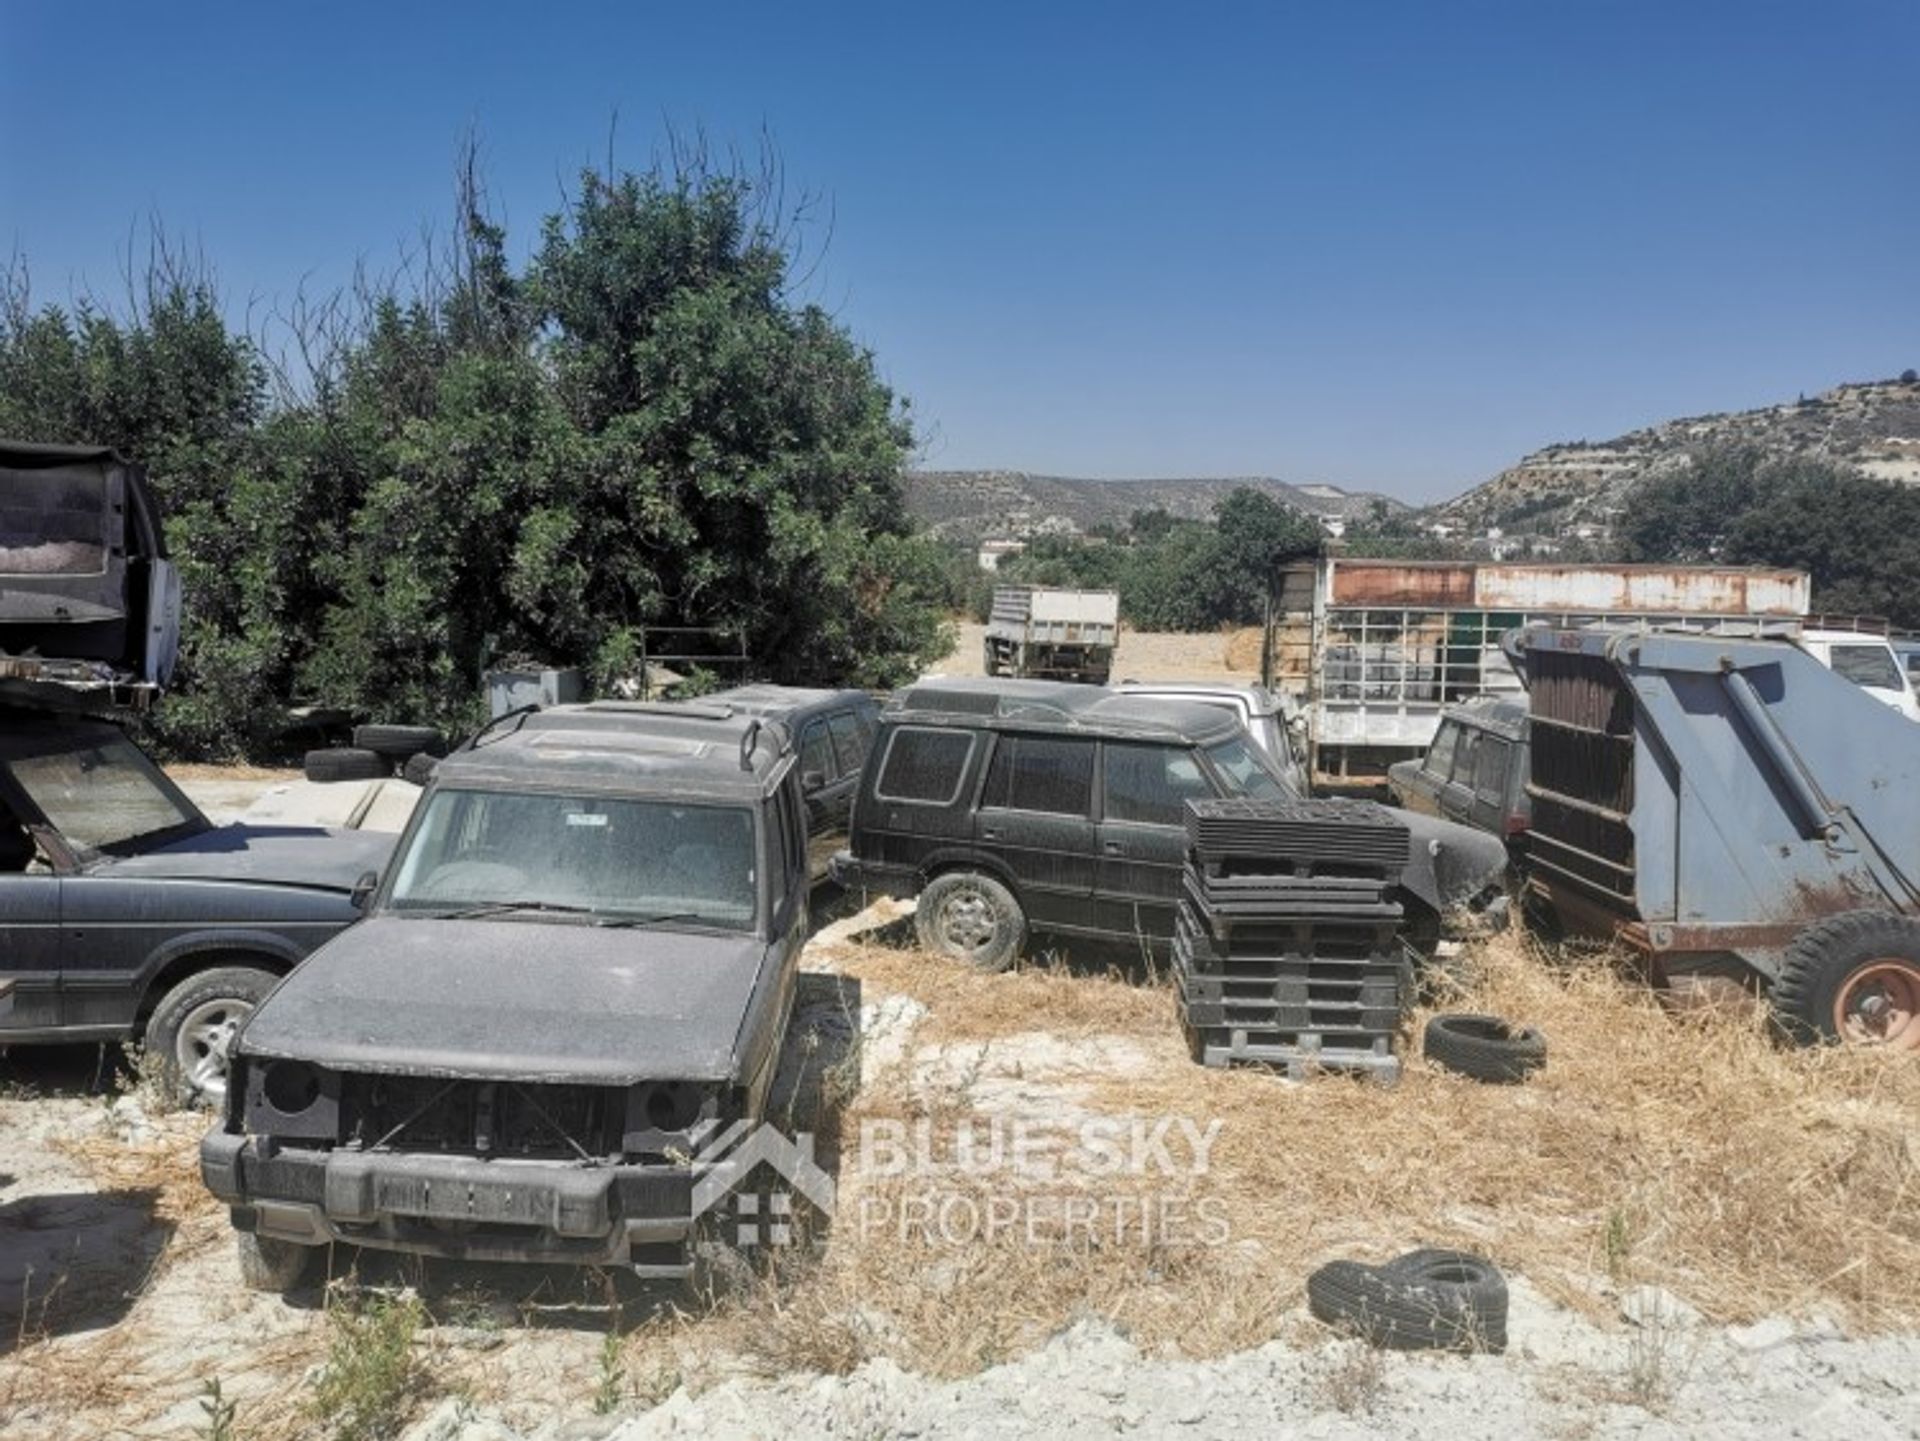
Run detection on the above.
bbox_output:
[203,701,812,1280]
[0,441,180,706]
[1516,624,1920,1045]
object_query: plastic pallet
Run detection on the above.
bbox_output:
[1181,1021,1402,1082]
[1174,961,1403,1011]
[1183,797,1411,867]
[1180,873,1405,928]
[1174,903,1403,967]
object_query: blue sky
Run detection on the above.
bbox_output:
[2,1,1914,502]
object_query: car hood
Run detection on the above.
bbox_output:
[101,824,393,890]
[1390,807,1510,914]
[237,916,767,1084]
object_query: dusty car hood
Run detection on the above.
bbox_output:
[100,824,393,890]
[238,916,767,1084]
[1389,807,1510,913]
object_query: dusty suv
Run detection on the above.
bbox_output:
[0,706,392,1103]
[831,678,1508,970]
[201,700,811,1289]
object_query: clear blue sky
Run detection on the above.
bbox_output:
[2,1,1914,502]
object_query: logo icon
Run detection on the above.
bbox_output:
[689,1122,836,1249]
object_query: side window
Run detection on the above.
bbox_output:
[1451,727,1481,786]
[873,727,975,805]
[980,735,1095,817]
[1474,737,1510,801]
[1103,744,1213,827]
[827,711,869,776]
[799,720,836,786]
[1426,722,1460,778]
[767,788,792,903]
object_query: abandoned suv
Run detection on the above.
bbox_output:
[0,706,392,1103]
[202,700,811,1289]
[831,679,1509,971]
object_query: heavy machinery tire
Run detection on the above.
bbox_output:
[304,747,388,783]
[351,723,445,759]
[236,1229,320,1292]
[1306,1249,1508,1353]
[1423,1013,1546,1084]
[1773,910,1920,1049]
[401,751,440,787]
[147,965,278,1108]
[915,871,1027,973]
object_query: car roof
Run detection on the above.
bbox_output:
[886,677,1244,744]
[432,701,793,800]
[1112,680,1277,711]
[1441,695,1530,737]
[704,684,876,721]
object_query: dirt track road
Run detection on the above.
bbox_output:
[934,623,1259,682]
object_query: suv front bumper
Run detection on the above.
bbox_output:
[202,1131,698,1275]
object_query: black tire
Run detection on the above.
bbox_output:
[304,747,388,783]
[236,1229,320,1292]
[1306,1249,1508,1353]
[1423,1012,1546,1084]
[915,871,1027,973]
[352,723,446,759]
[401,751,440,787]
[146,965,278,1108]
[1773,909,1920,1049]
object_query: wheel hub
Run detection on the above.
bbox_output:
[1834,959,1920,1049]
[941,891,997,953]
[176,997,255,1103]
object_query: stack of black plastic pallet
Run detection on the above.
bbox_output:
[1176,796,1412,1080]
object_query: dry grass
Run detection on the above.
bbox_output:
[701,928,1920,1379]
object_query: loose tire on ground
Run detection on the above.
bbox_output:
[1306,1249,1508,1353]
[304,747,388,783]
[915,871,1027,973]
[401,751,440,786]
[1423,1012,1546,1084]
[352,723,446,759]
[146,965,278,1107]
[1773,909,1920,1049]
[236,1229,320,1292]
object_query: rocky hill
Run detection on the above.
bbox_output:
[904,471,1400,541]
[1433,375,1920,541]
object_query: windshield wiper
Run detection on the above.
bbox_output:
[438,899,598,920]
[592,911,704,929]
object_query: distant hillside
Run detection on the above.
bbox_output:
[905,471,1402,541]
[1433,376,1920,541]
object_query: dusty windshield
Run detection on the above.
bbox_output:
[386,788,760,931]
[1828,644,1902,691]
[6,732,204,855]
[1205,736,1294,800]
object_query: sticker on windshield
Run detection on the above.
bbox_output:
[565,813,609,827]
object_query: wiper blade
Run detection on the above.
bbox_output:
[592,911,703,929]
[438,899,598,920]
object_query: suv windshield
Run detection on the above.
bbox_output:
[1205,736,1294,800]
[386,789,759,931]
[6,731,205,855]
[1828,644,1903,691]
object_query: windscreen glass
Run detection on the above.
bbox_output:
[387,790,758,930]
[0,466,109,576]
[8,733,202,854]
[1829,644,1902,690]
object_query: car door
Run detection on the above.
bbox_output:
[0,844,65,1034]
[1092,741,1217,946]
[795,715,844,880]
[1438,725,1480,825]
[973,733,1097,935]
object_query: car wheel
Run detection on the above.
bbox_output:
[915,872,1026,973]
[236,1229,320,1292]
[1774,910,1920,1049]
[147,966,277,1108]
[304,747,389,783]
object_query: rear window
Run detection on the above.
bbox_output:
[1829,644,1902,691]
[873,727,974,805]
[0,465,108,576]
[981,735,1095,816]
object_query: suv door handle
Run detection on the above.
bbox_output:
[980,826,1001,841]
[1102,840,1125,856]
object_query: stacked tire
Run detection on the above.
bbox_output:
[305,724,445,784]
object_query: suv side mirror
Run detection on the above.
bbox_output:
[349,871,379,911]
[801,769,827,794]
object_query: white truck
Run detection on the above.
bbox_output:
[984,586,1121,685]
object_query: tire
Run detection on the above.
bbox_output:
[1773,910,1920,1049]
[352,723,446,759]
[236,1229,319,1292]
[915,871,1027,973]
[1423,1012,1546,1084]
[401,751,440,786]
[146,966,278,1107]
[1306,1249,1508,1353]
[304,747,388,783]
